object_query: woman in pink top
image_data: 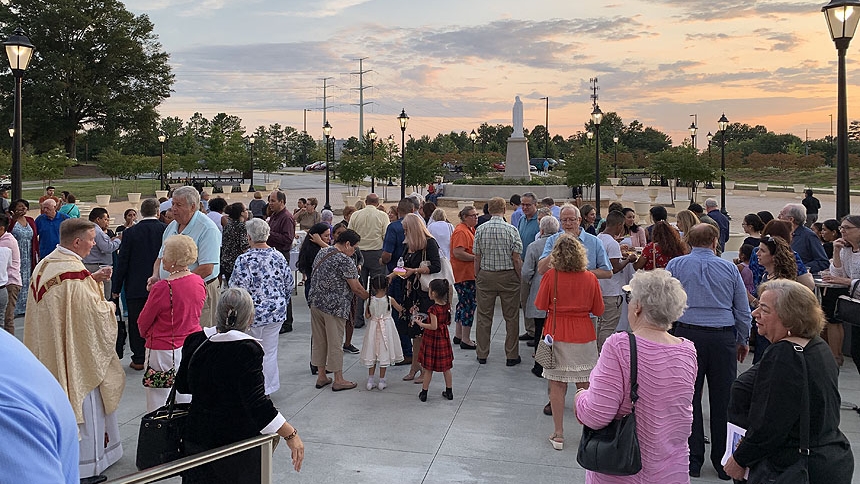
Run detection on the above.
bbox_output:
[575,269,698,483]
[137,234,206,411]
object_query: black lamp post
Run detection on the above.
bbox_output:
[368,127,377,193]
[3,28,34,202]
[824,0,860,219]
[158,135,166,190]
[707,132,713,160]
[718,113,729,215]
[398,109,409,199]
[540,96,549,161]
[387,134,395,186]
[248,136,255,191]
[689,114,698,149]
[323,121,332,210]
[613,135,619,178]
[592,104,603,219]
[470,129,477,152]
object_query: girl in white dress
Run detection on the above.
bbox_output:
[360,275,405,390]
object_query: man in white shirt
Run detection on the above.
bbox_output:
[595,210,636,351]
[348,194,389,328]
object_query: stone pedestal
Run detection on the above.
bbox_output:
[504,137,531,180]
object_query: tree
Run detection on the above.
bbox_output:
[463,153,491,178]
[0,0,174,157]
[96,147,136,196]
[23,147,70,185]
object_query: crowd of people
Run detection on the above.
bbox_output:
[1,182,857,484]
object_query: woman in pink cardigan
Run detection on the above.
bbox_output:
[575,269,698,483]
[137,235,206,411]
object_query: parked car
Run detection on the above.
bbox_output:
[304,161,325,171]
[529,165,538,172]
[492,162,506,172]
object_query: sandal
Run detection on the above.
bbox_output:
[403,372,416,381]
[413,370,424,384]
[549,433,564,451]
[315,377,332,389]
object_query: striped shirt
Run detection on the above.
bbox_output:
[473,216,523,271]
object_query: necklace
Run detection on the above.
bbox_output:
[169,268,189,276]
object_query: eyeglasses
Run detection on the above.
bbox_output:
[840,225,857,231]
[560,218,579,222]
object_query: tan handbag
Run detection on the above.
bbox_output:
[534,270,558,369]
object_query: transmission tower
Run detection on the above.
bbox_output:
[589,77,599,109]
[351,58,373,141]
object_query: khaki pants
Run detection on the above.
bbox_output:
[310,306,346,372]
[520,280,534,337]
[475,269,521,360]
[596,295,623,352]
[199,279,220,328]
[3,284,20,334]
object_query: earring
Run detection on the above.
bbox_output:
[787,330,792,337]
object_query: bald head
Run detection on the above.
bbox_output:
[686,223,719,248]
[365,193,379,206]
[42,198,57,217]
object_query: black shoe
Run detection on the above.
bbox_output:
[460,341,477,350]
[343,344,360,354]
[453,337,462,345]
[81,475,108,484]
[689,467,701,478]
[518,332,533,341]
[442,388,453,400]
[716,469,731,481]
[526,339,537,347]
[279,322,293,334]
[477,357,487,364]
[531,365,543,378]
[310,363,318,375]
[543,402,552,415]
[419,389,428,402]
[506,356,522,366]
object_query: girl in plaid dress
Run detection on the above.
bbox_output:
[414,279,454,402]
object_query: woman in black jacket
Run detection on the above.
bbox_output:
[175,288,304,483]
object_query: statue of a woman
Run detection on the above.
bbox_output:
[512,96,524,138]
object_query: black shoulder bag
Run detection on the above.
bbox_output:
[834,280,860,327]
[747,343,810,484]
[135,336,208,470]
[576,331,642,475]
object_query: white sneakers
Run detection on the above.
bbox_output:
[367,377,388,390]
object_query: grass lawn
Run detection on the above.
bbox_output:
[22,179,161,202]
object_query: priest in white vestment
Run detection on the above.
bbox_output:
[24,218,125,483]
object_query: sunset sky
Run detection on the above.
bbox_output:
[126,0,850,146]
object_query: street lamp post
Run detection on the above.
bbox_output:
[823,0,860,219]
[689,114,698,149]
[718,114,729,215]
[540,97,549,161]
[248,136,255,191]
[387,134,395,186]
[158,135,166,190]
[592,105,603,220]
[398,109,409,199]
[368,127,377,193]
[3,28,34,202]
[323,121,332,210]
[470,129,477,152]
[613,135,619,178]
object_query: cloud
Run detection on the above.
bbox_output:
[652,0,822,21]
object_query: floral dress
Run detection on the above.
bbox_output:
[12,221,33,315]
[220,218,249,280]
[229,247,292,327]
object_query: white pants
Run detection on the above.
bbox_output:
[79,387,123,478]
[247,323,281,395]
[144,347,191,412]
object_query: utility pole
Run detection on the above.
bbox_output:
[351,58,373,141]
[319,77,333,125]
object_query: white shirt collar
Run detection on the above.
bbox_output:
[56,245,83,261]
[203,326,261,343]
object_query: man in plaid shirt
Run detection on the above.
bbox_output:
[473,197,524,366]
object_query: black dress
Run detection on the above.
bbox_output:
[401,237,441,337]
[731,337,853,484]
[175,330,280,484]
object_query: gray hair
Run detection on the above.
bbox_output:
[705,198,718,209]
[521,192,537,204]
[783,203,806,225]
[216,287,255,333]
[173,186,200,209]
[559,204,580,218]
[431,208,446,222]
[321,209,333,223]
[540,214,559,234]
[245,218,270,243]
[628,269,688,331]
[140,198,159,218]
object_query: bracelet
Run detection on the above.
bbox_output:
[286,428,297,441]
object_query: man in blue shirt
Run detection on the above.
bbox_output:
[539,205,611,277]
[517,192,539,340]
[778,203,829,273]
[509,194,523,228]
[34,199,70,258]
[666,223,751,480]
[381,199,413,361]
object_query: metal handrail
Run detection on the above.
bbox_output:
[107,434,278,484]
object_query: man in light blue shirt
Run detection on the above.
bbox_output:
[539,204,611,277]
[149,186,222,327]
[509,194,524,228]
[665,223,751,480]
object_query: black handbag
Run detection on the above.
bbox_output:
[747,343,810,484]
[135,338,207,470]
[576,332,642,476]
[834,280,860,326]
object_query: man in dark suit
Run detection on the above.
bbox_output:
[111,198,167,370]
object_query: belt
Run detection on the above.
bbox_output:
[205,278,219,286]
[675,322,733,332]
